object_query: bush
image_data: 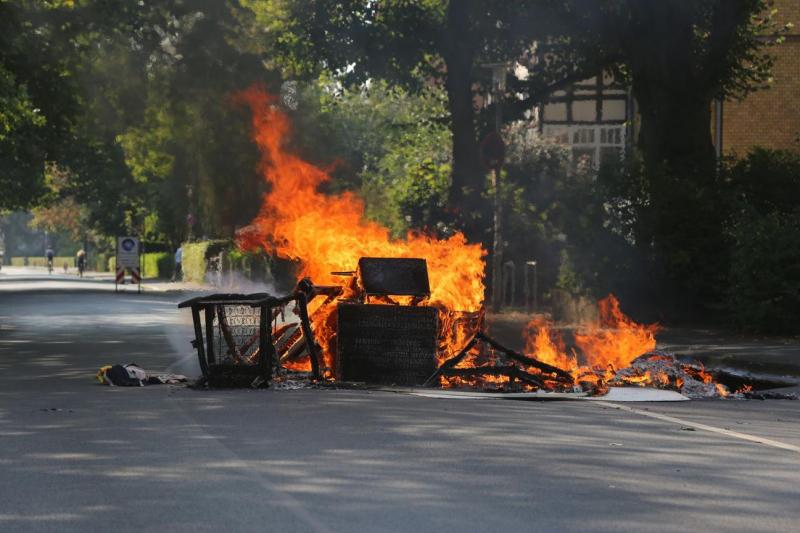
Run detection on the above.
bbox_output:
[727,210,800,333]
[93,253,109,272]
[725,149,800,333]
[226,248,273,283]
[142,252,172,279]
[181,242,209,283]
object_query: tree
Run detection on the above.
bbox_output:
[52,0,273,243]
[0,1,82,210]
[565,0,785,176]
[238,0,574,243]
[289,78,452,237]
[557,1,788,310]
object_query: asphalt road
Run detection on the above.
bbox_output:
[1,273,799,532]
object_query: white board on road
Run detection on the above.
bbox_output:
[117,236,140,268]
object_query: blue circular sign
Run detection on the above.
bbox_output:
[121,238,136,252]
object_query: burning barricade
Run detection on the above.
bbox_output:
[180,260,767,399]
[178,86,793,400]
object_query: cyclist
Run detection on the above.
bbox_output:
[76,248,86,278]
[45,247,55,274]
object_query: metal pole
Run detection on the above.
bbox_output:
[525,260,537,313]
[491,166,503,312]
[714,98,723,161]
[485,63,507,313]
[533,262,538,313]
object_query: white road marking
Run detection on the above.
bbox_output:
[594,401,800,454]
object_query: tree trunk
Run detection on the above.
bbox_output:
[634,85,716,178]
[442,0,486,244]
[632,81,727,310]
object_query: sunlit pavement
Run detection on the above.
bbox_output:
[1,276,799,532]
[0,266,203,293]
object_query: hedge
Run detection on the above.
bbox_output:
[142,252,172,279]
[108,252,173,279]
[94,253,110,272]
[181,241,213,283]
[180,240,272,284]
[11,257,75,267]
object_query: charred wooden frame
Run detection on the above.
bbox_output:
[424,331,574,389]
[178,282,340,384]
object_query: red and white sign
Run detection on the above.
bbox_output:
[115,236,141,292]
[117,237,140,269]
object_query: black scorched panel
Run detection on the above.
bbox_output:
[337,303,437,385]
[358,257,430,297]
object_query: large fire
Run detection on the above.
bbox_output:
[234,86,484,372]
[233,85,731,398]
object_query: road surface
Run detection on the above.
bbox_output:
[1,272,798,532]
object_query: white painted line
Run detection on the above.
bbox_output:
[582,387,689,402]
[594,401,800,454]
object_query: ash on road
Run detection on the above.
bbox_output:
[1,275,798,532]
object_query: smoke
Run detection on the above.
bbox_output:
[203,269,280,295]
[164,273,300,377]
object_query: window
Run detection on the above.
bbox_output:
[540,73,629,168]
[542,124,626,168]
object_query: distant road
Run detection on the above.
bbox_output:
[0,266,189,293]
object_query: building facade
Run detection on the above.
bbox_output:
[539,73,632,167]
[715,0,800,155]
[538,0,800,161]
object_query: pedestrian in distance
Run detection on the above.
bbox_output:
[76,249,86,277]
[45,247,54,274]
[172,246,183,282]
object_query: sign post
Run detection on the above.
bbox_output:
[480,132,506,312]
[116,236,141,293]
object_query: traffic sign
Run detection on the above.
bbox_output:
[480,132,506,171]
[116,236,141,293]
[117,237,140,268]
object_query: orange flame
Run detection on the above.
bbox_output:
[524,295,657,375]
[235,86,484,311]
[233,85,485,371]
[573,295,659,371]
[523,316,576,372]
[523,295,659,387]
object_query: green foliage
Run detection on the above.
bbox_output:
[0,1,78,210]
[181,241,212,283]
[93,252,109,272]
[724,149,800,333]
[141,252,173,279]
[226,248,273,282]
[292,79,452,236]
[500,125,645,304]
[238,0,447,85]
[554,249,584,295]
[362,113,451,236]
[11,257,74,267]
[727,209,800,333]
